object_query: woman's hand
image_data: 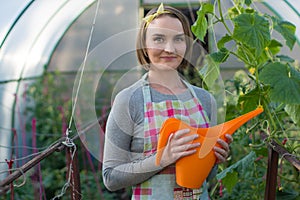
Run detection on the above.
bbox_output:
[159,129,200,168]
[213,134,233,164]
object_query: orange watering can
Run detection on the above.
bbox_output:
[156,107,264,189]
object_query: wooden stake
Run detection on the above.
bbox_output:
[264,148,279,200]
[66,148,81,200]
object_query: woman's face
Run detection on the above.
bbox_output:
[145,15,187,70]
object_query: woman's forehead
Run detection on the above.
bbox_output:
[146,16,184,36]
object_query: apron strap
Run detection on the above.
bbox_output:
[182,79,198,99]
[141,73,152,104]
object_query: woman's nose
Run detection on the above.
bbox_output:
[164,41,175,53]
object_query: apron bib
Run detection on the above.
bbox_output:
[132,74,210,200]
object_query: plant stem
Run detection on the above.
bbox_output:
[217,0,233,35]
[229,50,254,67]
[261,97,278,137]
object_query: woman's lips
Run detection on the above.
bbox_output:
[161,56,177,61]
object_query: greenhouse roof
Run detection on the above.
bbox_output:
[0,0,95,82]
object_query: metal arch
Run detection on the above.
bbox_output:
[0,0,34,48]
[284,0,300,17]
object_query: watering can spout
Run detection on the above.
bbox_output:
[216,106,264,136]
[198,106,264,158]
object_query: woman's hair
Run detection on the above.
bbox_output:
[136,5,193,70]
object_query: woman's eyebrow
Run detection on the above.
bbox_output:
[175,33,185,37]
[151,33,185,37]
[151,33,165,37]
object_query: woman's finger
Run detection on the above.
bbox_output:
[213,135,233,164]
[172,129,198,145]
[167,133,175,143]
[172,129,191,138]
[225,134,234,144]
[217,138,229,152]
[214,146,228,158]
[172,142,200,153]
[215,151,226,164]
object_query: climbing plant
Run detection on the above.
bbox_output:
[191,0,300,199]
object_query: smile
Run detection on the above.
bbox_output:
[160,56,177,60]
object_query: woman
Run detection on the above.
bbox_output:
[102,4,232,199]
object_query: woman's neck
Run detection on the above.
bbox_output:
[148,69,187,94]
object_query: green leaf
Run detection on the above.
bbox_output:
[276,55,295,63]
[228,7,240,19]
[222,171,239,194]
[267,39,282,55]
[191,3,214,42]
[257,39,283,64]
[245,0,252,6]
[285,104,300,125]
[236,45,255,65]
[259,62,300,104]
[199,55,220,88]
[233,13,270,57]
[253,146,268,157]
[217,34,233,49]
[245,8,255,14]
[273,17,296,50]
[276,189,299,200]
[217,151,256,180]
[210,48,229,63]
[238,86,266,113]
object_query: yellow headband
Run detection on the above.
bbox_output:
[143,3,170,27]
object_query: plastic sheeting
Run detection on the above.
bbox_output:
[0,0,95,180]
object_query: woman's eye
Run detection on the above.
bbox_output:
[153,37,164,43]
[174,37,185,42]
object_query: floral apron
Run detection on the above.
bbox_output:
[132,74,210,200]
